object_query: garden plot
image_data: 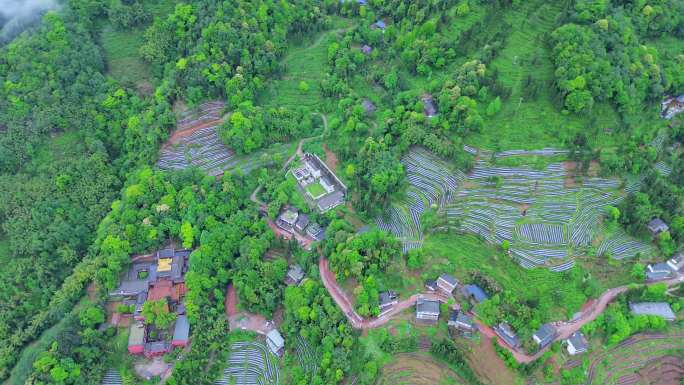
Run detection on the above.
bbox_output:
[101,368,122,385]
[295,336,318,375]
[215,341,280,385]
[655,161,672,176]
[158,125,237,176]
[377,147,654,272]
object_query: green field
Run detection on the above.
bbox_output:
[100,26,151,86]
[26,131,82,173]
[305,181,326,197]
[258,17,352,109]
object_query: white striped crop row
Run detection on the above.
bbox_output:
[215,341,279,385]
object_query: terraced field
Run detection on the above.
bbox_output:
[377,147,654,271]
[587,333,684,385]
[215,341,280,385]
[157,102,292,176]
[294,336,318,376]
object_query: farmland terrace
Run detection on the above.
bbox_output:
[376,147,655,272]
[215,341,280,385]
[584,332,684,385]
[157,101,290,176]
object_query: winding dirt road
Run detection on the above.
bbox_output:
[319,258,449,329]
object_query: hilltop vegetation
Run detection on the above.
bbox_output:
[0,0,683,384]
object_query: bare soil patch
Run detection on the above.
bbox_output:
[379,352,463,385]
[637,355,684,385]
[87,282,97,301]
[563,160,601,187]
[134,357,172,380]
[224,283,237,317]
[165,118,223,146]
[323,144,339,172]
[263,248,286,262]
[460,338,519,385]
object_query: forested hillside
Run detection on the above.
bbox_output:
[0,0,683,384]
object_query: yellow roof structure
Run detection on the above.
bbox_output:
[157,258,172,272]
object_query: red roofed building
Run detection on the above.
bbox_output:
[148,280,174,301]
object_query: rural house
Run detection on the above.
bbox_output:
[295,213,309,233]
[464,284,489,304]
[286,264,305,285]
[128,323,145,354]
[645,262,674,281]
[448,309,475,335]
[361,45,373,55]
[415,297,440,322]
[371,20,386,31]
[266,329,285,356]
[494,323,520,349]
[667,253,684,272]
[306,222,325,240]
[172,315,190,347]
[629,302,676,321]
[276,208,299,232]
[379,291,398,311]
[565,331,588,355]
[647,218,669,237]
[437,274,458,294]
[425,279,438,292]
[532,324,557,348]
[362,98,375,113]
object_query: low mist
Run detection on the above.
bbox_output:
[0,0,60,44]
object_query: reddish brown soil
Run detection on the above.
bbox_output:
[462,338,519,385]
[87,282,97,301]
[637,356,684,385]
[563,160,601,187]
[225,283,237,317]
[323,144,339,172]
[165,118,223,146]
[379,353,465,385]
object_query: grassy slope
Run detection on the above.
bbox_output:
[420,233,629,319]
[258,17,352,109]
[469,1,621,151]
[99,0,178,86]
[100,26,151,86]
[7,298,90,385]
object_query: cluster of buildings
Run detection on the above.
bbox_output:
[645,252,684,281]
[292,153,347,213]
[109,248,191,357]
[416,274,478,336]
[413,272,595,356]
[276,207,325,242]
